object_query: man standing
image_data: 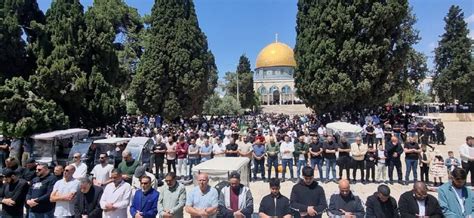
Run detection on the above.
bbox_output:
[212,138,226,158]
[100,169,132,218]
[237,135,253,181]
[404,136,421,185]
[72,152,88,179]
[309,136,324,181]
[22,158,37,183]
[265,137,280,180]
[385,136,403,184]
[294,136,309,180]
[175,136,188,178]
[130,176,159,218]
[460,136,474,185]
[218,172,254,217]
[280,135,295,182]
[259,178,291,218]
[200,138,213,163]
[225,138,239,157]
[187,139,200,179]
[290,166,328,218]
[323,135,338,183]
[0,169,30,217]
[50,165,81,217]
[158,172,187,217]
[74,177,103,217]
[365,184,400,218]
[438,168,474,217]
[350,137,367,184]
[117,150,139,183]
[398,181,443,217]
[419,145,431,184]
[328,179,365,217]
[91,153,114,188]
[26,163,57,217]
[132,166,157,190]
[152,136,167,179]
[252,139,266,181]
[184,173,219,217]
[54,165,65,181]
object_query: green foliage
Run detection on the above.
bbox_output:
[295,0,419,113]
[0,77,69,137]
[0,0,45,82]
[126,100,139,115]
[30,0,88,126]
[432,5,473,103]
[130,0,217,120]
[224,55,256,109]
[202,93,243,116]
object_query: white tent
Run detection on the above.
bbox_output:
[32,128,89,140]
[326,122,362,144]
[192,157,250,186]
[94,138,131,144]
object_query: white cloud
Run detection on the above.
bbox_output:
[428,42,437,49]
[466,14,474,24]
[469,31,474,40]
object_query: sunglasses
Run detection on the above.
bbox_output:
[99,157,106,159]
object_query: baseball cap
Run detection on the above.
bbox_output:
[134,166,146,178]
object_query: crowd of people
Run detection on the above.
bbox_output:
[1,106,473,217]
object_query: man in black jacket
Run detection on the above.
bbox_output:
[385,136,404,184]
[398,181,443,218]
[0,169,30,217]
[259,178,291,218]
[26,163,57,217]
[74,177,103,218]
[290,166,327,218]
[366,184,399,218]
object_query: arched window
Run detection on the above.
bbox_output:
[258,86,267,95]
[281,85,292,94]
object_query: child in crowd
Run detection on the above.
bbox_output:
[430,153,447,187]
[444,151,460,174]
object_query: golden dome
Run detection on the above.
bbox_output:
[255,42,296,68]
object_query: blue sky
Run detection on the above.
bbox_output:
[38,0,473,79]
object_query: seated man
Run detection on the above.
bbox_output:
[365,184,400,218]
[398,181,443,217]
[438,168,474,217]
[290,166,327,217]
[259,178,291,218]
[328,179,365,218]
[184,173,219,218]
[218,171,254,217]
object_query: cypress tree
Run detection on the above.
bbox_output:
[130,0,217,120]
[30,0,87,125]
[432,5,473,103]
[294,0,419,113]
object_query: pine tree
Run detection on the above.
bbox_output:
[130,0,217,120]
[30,0,88,125]
[294,0,419,113]
[0,77,69,137]
[433,5,473,103]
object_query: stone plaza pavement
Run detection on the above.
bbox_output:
[181,121,474,217]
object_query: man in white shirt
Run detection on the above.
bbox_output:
[212,138,226,158]
[100,169,132,218]
[91,153,114,187]
[50,164,80,217]
[280,135,295,182]
[72,152,87,179]
[460,136,474,185]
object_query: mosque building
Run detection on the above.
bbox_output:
[254,39,297,105]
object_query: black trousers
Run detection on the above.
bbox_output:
[155,157,165,178]
[388,158,402,181]
[267,156,279,179]
[167,159,176,173]
[366,135,375,146]
[366,163,376,181]
[253,158,265,179]
[420,165,429,182]
[462,161,474,185]
[339,165,350,180]
[353,160,365,181]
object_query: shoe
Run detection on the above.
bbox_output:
[398,180,404,185]
[389,180,394,185]
[332,179,338,184]
[281,178,285,183]
[362,180,367,185]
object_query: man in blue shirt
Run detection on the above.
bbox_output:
[253,139,266,181]
[130,175,159,218]
[185,173,219,217]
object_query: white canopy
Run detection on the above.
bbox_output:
[326,122,363,133]
[94,137,131,144]
[32,128,89,140]
[192,157,250,186]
